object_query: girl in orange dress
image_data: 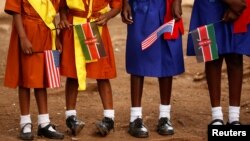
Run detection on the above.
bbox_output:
[58,0,121,137]
[4,0,64,140]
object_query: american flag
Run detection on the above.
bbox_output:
[141,19,175,50]
[44,50,61,88]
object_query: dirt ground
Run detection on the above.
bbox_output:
[0,6,250,141]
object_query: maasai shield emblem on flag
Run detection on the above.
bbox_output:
[142,19,175,50]
[44,50,61,88]
[190,24,219,63]
[75,22,106,62]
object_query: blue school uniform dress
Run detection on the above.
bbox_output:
[126,0,185,77]
[187,0,250,56]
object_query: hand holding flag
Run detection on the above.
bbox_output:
[141,19,175,50]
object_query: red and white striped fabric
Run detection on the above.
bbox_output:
[142,19,175,50]
[44,50,61,88]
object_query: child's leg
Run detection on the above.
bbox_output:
[205,57,224,125]
[128,75,148,138]
[19,87,31,115]
[97,79,113,110]
[157,77,174,135]
[96,79,115,136]
[34,88,64,139]
[18,87,33,139]
[65,78,79,111]
[225,54,243,124]
[64,78,84,136]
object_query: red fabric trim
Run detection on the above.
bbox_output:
[234,0,250,33]
[164,0,184,39]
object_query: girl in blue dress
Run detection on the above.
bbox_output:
[122,0,184,138]
[187,0,248,125]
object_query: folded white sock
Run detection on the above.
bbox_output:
[159,104,171,119]
[65,110,77,118]
[229,106,240,124]
[104,109,115,120]
[20,114,32,133]
[130,107,142,122]
[211,107,223,125]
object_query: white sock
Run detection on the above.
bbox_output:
[159,104,171,119]
[20,115,32,133]
[38,114,55,132]
[211,107,223,125]
[130,107,142,122]
[65,110,77,119]
[229,106,240,123]
[104,109,115,120]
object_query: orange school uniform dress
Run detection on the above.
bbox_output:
[60,0,121,83]
[4,0,60,88]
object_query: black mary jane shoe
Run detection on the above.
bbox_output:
[226,121,241,125]
[37,124,64,139]
[209,119,224,125]
[66,115,85,136]
[96,117,114,136]
[128,118,149,138]
[19,123,34,140]
[157,117,174,135]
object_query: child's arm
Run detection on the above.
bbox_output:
[121,0,133,24]
[57,7,71,29]
[95,8,121,26]
[172,0,182,21]
[13,14,33,55]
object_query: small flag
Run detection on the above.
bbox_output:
[142,19,175,50]
[75,22,106,62]
[190,24,219,63]
[44,50,61,88]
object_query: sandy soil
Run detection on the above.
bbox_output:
[0,6,250,141]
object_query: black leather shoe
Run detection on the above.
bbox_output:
[226,121,241,125]
[128,118,149,138]
[209,119,224,125]
[66,115,85,136]
[37,124,64,139]
[96,117,114,136]
[19,123,34,140]
[157,117,174,135]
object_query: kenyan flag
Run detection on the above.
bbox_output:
[191,24,219,63]
[75,22,106,62]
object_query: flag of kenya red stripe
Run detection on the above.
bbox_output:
[82,23,99,60]
[198,26,212,62]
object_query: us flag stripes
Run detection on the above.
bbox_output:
[141,19,175,50]
[44,50,61,88]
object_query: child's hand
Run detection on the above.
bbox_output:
[223,0,246,16]
[57,20,71,29]
[95,8,121,26]
[172,0,182,21]
[121,0,133,24]
[223,9,239,22]
[20,37,33,55]
[55,36,62,53]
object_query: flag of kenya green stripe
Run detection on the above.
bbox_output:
[197,24,218,62]
[191,24,218,63]
[75,22,106,62]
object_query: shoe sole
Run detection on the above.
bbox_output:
[96,124,109,136]
[128,130,149,138]
[72,123,85,136]
[158,130,174,135]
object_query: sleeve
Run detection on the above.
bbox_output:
[4,0,21,15]
[109,0,122,9]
